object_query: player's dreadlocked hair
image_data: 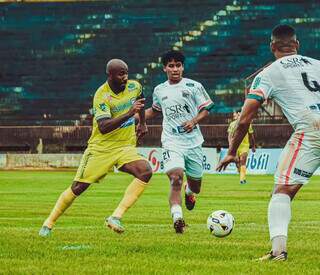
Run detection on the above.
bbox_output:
[161,50,185,66]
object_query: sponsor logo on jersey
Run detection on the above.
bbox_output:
[300,57,312,65]
[293,168,312,178]
[99,103,108,111]
[182,90,190,98]
[183,104,191,113]
[280,57,312,69]
[162,96,168,101]
[120,117,135,128]
[165,104,190,119]
[127,82,136,91]
[111,97,135,113]
[186,83,194,87]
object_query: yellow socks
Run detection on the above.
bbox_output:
[112,178,148,219]
[43,187,77,228]
[240,165,246,181]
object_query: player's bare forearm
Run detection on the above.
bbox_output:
[193,109,209,124]
[97,113,132,134]
[249,133,256,149]
[138,106,146,124]
[181,109,207,132]
[136,94,146,124]
[182,109,209,133]
[145,107,161,120]
[228,123,250,155]
[228,99,260,155]
[136,105,148,140]
[228,133,233,147]
[98,98,145,134]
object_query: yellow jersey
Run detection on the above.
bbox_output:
[88,80,142,151]
[227,120,253,148]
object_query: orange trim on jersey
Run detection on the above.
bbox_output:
[285,132,304,185]
[248,89,265,98]
[198,100,212,110]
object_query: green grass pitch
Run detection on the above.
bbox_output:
[1,171,320,274]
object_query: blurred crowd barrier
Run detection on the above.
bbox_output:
[0,124,293,154]
[2,147,319,175]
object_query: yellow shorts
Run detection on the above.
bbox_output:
[74,146,146,184]
[237,146,249,157]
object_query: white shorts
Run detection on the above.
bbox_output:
[162,145,204,179]
[275,131,320,185]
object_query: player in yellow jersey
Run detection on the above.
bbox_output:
[39,59,152,236]
[227,111,255,184]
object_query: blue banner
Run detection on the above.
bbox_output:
[219,148,282,174]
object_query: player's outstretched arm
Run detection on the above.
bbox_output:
[182,109,209,133]
[217,99,261,171]
[144,107,162,120]
[228,132,233,147]
[98,98,145,134]
[249,132,256,152]
[133,107,161,123]
[136,98,148,140]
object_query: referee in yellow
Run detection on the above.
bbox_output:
[39,59,152,236]
[227,110,255,184]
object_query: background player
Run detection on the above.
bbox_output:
[217,24,320,261]
[39,59,152,236]
[145,50,214,233]
[227,110,255,184]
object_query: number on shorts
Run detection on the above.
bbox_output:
[163,150,171,161]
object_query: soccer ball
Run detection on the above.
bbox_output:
[207,210,234,237]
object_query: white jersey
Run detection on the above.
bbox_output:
[152,78,213,149]
[249,54,320,131]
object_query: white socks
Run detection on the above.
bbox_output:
[272,236,287,255]
[268,193,291,254]
[171,204,183,222]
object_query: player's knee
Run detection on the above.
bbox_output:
[170,174,183,189]
[136,163,153,183]
[71,181,90,196]
[140,167,153,183]
[273,184,302,200]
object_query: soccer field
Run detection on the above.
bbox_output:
[1,171,320,274]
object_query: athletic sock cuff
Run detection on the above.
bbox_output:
[67,187,78,198]
[271,193,290,202]
[133,178,149,186]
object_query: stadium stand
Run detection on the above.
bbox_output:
[0,1,319,151]
[1,1,320,122]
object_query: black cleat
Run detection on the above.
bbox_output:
[173,218,186,234]
[259,251,288,261]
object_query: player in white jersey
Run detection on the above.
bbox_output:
[145,50,214,233]
[217,24,320,261]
